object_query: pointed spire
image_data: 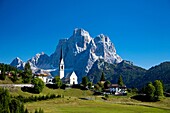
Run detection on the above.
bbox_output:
[60,46,63,62]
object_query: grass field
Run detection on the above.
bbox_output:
[9,86,93,97]
[25,98,170,113]
[6,86,170,113]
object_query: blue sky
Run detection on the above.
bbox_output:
[0,0,170,69]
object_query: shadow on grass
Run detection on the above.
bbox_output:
[21,86,36,94]
[131,95,159,102]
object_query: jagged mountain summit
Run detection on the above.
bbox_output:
[10,28,123,81]
[10,57,25,70]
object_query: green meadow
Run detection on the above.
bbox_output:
[25,97,170,113]
[9,87,168,113]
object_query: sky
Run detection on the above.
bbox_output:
[0,0,170,69]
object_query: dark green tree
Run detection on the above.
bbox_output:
[20,104,25,113]
[87,82,92,89]
[11,70,18,83]
[22,62,32,83]
[0,88,10,113]
[94,84,101,92]
[100,72,105,81]
[35,108,44,113]
[32,78,45,93]
[104,80,111,89]
[82,76,88,87]
[53,76,62,88]
[117,75,124,86]
[97,82,104,90]
[35,109,38,113]
[145,82,155,100]
[24,108,29,113]
[39,108,44,113]
[9,98,21,113]
[153,80,164,98]
[0,65,6,80]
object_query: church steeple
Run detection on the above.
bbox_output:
[59,47,64,79]
[60,47,63,63]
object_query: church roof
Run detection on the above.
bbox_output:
[65,71,76,78]
[61,71,77,82]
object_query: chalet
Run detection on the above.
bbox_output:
[103,84,127,95]
[109,84,127,95]
[34,74,48,83]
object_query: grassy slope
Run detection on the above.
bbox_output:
[7,87,170,113]
[25,98,170,113]
[0,77,23,84]
[9,86,93,97]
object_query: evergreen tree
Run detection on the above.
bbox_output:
[24,108,29,113]
[0,88,10,113]
[53,76,62,88]
[34,108,44,113]
[100,72,105,81]
[35,109,38,113]
[9,98,21,113]
[20,104,25,113]
[104,80,111,89]
[87,82,92,89]
[0,65,6,80]
[82,76,88,87]
[22,62,32,83]
[153,80,164,97]
[117,75,124,86]
[11,70,18,83]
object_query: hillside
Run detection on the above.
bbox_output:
[87,59,146,87]
[138,62,170,91]
[87,60,170,92]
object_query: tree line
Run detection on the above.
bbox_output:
[13,94,62,103]
[0,88,44,113]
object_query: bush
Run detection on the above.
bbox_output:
[14,94,60,103]
[31,78,45,94]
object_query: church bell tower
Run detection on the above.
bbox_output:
[59,48,64,79]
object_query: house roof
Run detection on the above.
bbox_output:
[109,84,127,88]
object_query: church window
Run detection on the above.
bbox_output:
[61,65,63,69]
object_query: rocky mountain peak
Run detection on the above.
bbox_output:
[73,28,90,37]
[10,57,25,69]
[11,28,123,82]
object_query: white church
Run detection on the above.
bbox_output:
[59,49,78,85]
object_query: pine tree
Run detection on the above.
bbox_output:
[82,76,88,87]
[12,70,18,83]
[100,72,106,81]
[0,88,10,113]
[0,65,6,80]
[9,98,21,113]
[104,80,111,89]
[117,75,124,86]
[24,108,29,113]
[22,62,32,83]
[20,104,25,113]
[87,82,92,89]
